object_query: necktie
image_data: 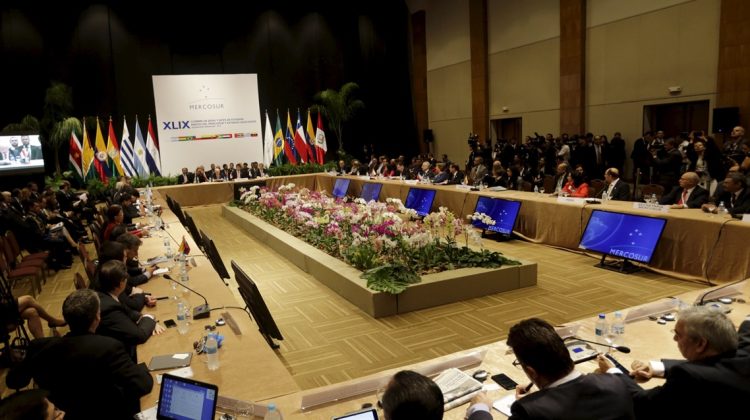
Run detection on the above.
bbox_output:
[731,193,736,208]
[679,190,688,205]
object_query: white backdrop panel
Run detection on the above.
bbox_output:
[152,74,263,176]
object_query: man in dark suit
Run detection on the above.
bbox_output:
[19,135,43,160]
[652,139,683,191]
[466,318,635,420]
[177,167,194,184]
[96,260,158,361]
[702,172,750,216]
[381,370,443,420]
[6,289,153,419]
[658,171,708,208]
[602,168,631,201]
[618,306,750,420]
[249,161,262,178]
[446,163,465,185]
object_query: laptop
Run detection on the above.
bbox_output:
[157,374,218,420]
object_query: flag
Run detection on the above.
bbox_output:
[68,130,83,182]
[315,112,328,164]
[145,116,161,176]
[263,111,274,167]
[284,110,298,164]
[177,235,191,255]
[294,109,310,164]
[133,116,149,177]
[120,117,137,177]
[306,109,317,163]
[107,117,123,178]
[273,112,284,166]
[81,118,96,181]
[93,118,108,181]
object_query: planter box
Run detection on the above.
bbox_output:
[223,205,537,317]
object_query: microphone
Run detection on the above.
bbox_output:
[163,274,211,319]
[570,337,631,354]
[697,277,747,306]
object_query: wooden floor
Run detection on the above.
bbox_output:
[186,205,703,390]
[2,205,704,393]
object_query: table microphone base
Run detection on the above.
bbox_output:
[193,304,211,320]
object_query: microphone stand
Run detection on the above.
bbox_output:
[568,336,631,354]
[163,274,211,319]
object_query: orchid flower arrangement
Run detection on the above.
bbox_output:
[235,184,519,293]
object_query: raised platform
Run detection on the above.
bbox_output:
[223,205,537,317]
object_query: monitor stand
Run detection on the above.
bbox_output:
[481,230,514,242]
[595,255,641,274]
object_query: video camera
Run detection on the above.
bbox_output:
[468,133,480,147]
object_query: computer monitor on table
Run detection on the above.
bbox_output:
[157,374,218,420]
[231,260,283,349]
[578,210,667,274]
[332,178,351,198]
[471,196,522,239]
[360,182,383,202]
[404,188,437,217]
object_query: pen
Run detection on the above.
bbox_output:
[524,382,534,392]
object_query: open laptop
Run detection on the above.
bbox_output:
[157,374,218,420]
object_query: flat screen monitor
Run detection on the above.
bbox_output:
[472,196,521,235]
[578,210,667,263]
[231,260,283,349]
[157,374,217,420]
[332,178,351,198]
[0,134,45,175]
[360,182,382,202]
[404,188,436,217]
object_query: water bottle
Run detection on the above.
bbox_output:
[650,193,657,204]
[264,403,282,420]
[205,333,219,371]
[717,201,729,217]
[163,237,173,258]
[176,302,188,334]
[601,191,609,203]
[594,313,608,337]
[611,311,625,335]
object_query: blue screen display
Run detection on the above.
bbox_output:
[578,210,667,263]
[404,188,437,216]
[158,376,216,420]
[332,178,351,198]
[360,183,383,202]
[472,196,521,235]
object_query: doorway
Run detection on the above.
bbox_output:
[491,117,522,143]
[642,100,709,138]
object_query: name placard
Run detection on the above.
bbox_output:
[633,202,669,213]
[742,214,750,223]
[556,196,586,204]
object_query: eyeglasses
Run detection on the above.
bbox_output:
[512,359,522,369]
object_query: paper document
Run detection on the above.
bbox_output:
[144,256,169,266]
[493,394,516,417]
[433,368,483,410]
[153,267,169,276]
[77,192,88,203]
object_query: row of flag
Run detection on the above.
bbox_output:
[264,109,327,166]
[69,116,161,182]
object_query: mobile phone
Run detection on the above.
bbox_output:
[491,373,518,390]
[163,319,177,328]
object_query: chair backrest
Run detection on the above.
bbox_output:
[543,175,555,194]
[641,184,665,200]
[521,181,534,192]
[74,272,87,290]
[0,236,17,269]
[85,260,97,283]
[589,179,605,198]
[78,241,89,266]
[4,231,21,259]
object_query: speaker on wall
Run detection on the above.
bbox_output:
[712,107,739,134]
[423,129,434,143]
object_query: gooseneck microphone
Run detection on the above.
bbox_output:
[571,337,631,353]
[163,274,211,319]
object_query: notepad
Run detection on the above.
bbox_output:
[148,353,193,371]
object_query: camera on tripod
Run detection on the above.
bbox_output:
[467,133,480,147]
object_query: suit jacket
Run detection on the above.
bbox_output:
[6,332,153,420]
[96,292,155,362]
[605,180,631,201]
[177,172,194,184]
[713,187,750,216]
[250,168,262,178]
[447,170,465,185]
[659,185,708,208]
[502,373,635,420]
[625,319,750,420]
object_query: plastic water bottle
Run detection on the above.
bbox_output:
[264,403,282,420]
[205,333,219,371]
[650,193,657,204]
[601,191,609,203]
[594,313,608,337]
[717,201,729,217]
[176,302,188,335]
[611,311,625,335]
